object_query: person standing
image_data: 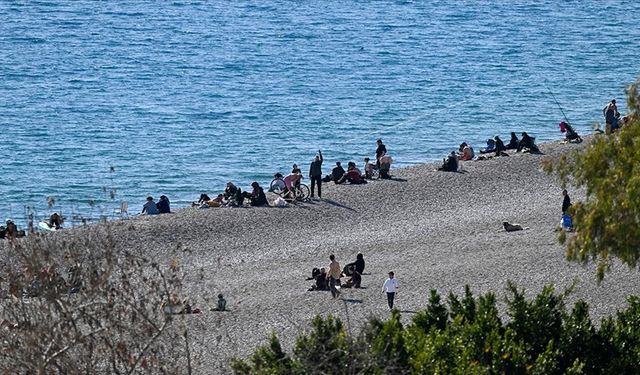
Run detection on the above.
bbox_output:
[382,271,398,309]
[603,99,619,133]
[309,150,323,198]
[376,139,387,168]
[562,189,572,214]
[326,254,342,298]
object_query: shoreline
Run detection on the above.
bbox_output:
[6,136,639,373]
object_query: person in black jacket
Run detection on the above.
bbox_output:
[376,139,387,167]
[517,132,540,153]
[439,152,458,172]
[248,182,268,207]
[562,189,572,215]
[309,150,323,198]
[325,161,345,183]
[494,136,507,156]
[506,132,519,149]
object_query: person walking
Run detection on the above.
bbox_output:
[309,150,323,198]
[326,254,342,298]
[382,271,398,309]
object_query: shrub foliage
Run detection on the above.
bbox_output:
[232,285,640,374]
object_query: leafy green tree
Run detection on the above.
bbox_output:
[546,79,640,280]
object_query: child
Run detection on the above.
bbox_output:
[382,272,398,309]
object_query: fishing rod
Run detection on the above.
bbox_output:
[545,83,571,125]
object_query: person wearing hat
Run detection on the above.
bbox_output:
[603,99,619,133]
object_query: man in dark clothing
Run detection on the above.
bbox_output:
[330,162,345,183]
[309,150,323,198]
[494,136,507,155]
[562,189,572,214]
[376,139,387,167]
[517,132,540,153]
[439,152,458,172]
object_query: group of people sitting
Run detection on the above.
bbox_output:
[308,253,365,291]
[141,195,171,215]
[193,181,268,208]
[0,219,26,241]
[439,131,541,172]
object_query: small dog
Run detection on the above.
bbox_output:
[503,221,524,232]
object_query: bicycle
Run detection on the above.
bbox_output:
[270,173,310,201]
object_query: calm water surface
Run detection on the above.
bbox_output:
[1,1,639,227]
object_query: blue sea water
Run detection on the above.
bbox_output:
[1,1,639,227]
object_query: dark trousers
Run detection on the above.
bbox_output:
[310,175,322,197]
[329,277,341,298]
[387,292,395,309]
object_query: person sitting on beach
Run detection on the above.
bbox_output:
[506,132,519,149]
[246,182,268,206]
[141,196,160,215]
[337,162,365,184]
[363,157,375,179]
[480,139,496,154]
[517,132,540,153]
[559,121,582,143]
[458,142,475,161]
[343,253,365,288]
[308,268,328,291]
[224,182,244,206]
[157,195,171,214]
[214,294,227,311]
[439,152,458,172]
[324,161,345,183]
[494,136,507,156]
[0,225,5,239]
[379,155,393,179]
[291,163,302,174]
[49,212,63,229]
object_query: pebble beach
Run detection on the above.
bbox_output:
[8,139,640,373]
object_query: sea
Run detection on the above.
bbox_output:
[1,1,639,229]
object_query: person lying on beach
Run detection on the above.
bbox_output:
[141,196,160,215]
[517,132,540,153]
[244,182,268,207]
[438,152,458,172]
[480,139,496,154]
[157,195,171,214]
[337,162,366,184]
[192,193,210,207]
[506,132,519,149]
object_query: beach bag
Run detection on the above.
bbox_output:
[274,197,288,207]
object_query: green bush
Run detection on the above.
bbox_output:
[232,284,640,374]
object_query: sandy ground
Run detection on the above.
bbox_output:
[9,139,640,373]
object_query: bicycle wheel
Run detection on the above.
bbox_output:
[296,184,310,201]
[270,179,286,195]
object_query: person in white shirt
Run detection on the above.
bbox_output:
[382,271,398,309]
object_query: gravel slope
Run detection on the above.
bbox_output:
[24,139,640,372]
